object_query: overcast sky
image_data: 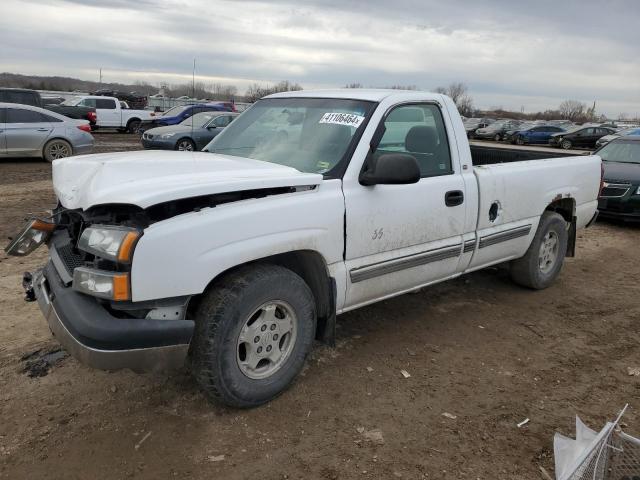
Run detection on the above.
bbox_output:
[1,0,638,116]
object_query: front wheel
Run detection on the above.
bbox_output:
[43,139,72,162]
[509,212,568,289]
[516,136,526,145]
[191,264,316,408]
[176,138,196,151]
[561,139,573,150]
[494,133,502,141]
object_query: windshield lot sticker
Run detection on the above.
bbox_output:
[320,112,365,128]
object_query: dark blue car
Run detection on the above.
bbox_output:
[512,125,566,145]
[138,103,232,133]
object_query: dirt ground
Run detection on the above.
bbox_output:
[0,133,639,479]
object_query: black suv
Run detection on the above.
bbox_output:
[0,88,43,107]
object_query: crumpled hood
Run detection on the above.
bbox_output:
[52,150,323,210]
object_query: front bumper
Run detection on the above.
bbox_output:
[32,262,194,373]
[598,196,640,221]
[141,137,176,150]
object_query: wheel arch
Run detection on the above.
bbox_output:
[544,197,576,257]
[42,136,74,157]
[188,249,336,345]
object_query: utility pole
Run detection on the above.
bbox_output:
[192,58,196,99]
[99,68,102,87]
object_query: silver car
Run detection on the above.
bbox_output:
[0,102,94,161]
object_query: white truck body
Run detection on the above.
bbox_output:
[52,90,600,308]
[67,95,153,129]
[18,89,601,407]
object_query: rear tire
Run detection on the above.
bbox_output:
[127,119,141,134]
[516,136,526,145]
[191,264,316,408]
[494,133,502,141]
[509,212,568,289]
[43,139,72,162]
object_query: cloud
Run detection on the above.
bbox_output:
[0,0,638,116]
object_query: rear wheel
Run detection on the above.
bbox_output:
[494,133,502,141]
[516,136,526,145]
[127,119,141,134]
[509,212,568,289]
[191,264,316,408]
[43,139,72,162]
[176,138,196,151]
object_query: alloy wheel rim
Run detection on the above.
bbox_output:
[538,231,559,274]
[178,141,194,151]
[236,301,298,380]
[49,142,70,159]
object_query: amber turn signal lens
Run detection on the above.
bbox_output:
[112,274,130,301]
[117,231,140,263]
[31,219,56,232]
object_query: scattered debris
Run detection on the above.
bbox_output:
[134,431,152,451]
[400,369,411,378]
[110,385,117,393]
[538,465,553,480]
[207,455,225,462]
[442,413,457,420]
[21,347,68,378]
[366,366,374,372]
[356,426,365,434]
[626,366,640,376]
[362,429,384,445]
[517,418,530,428]
[478,325,485,329]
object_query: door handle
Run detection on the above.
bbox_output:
[445,190,464,207]
[37,128,49,132]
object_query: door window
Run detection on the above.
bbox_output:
[7,108,48,123]
[95,98,116,109]
[373,104,452,177]
[212,115,231,127]
[40,112,63,122]
[0,108,6,123]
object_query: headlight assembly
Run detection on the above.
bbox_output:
[78,226,140,263]
[160,132,176,139]
[73,267,130,301]
[4,219,56,256]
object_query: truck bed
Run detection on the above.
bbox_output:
[470,144,583,166]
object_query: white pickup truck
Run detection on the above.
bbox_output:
[8,90,601,408]
[62,95,153,132]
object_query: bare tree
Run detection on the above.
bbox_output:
[345,82,363,88]
[558,100,586,121]
[245,80,303,102]
[434,82,474,117]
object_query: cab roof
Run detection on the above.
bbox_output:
[265,88,440,102]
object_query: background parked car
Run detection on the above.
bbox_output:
[0,88,97,128]
[474,120,524,141]
[595,127,640,148]
[141,111,239,151]
[549,126,615,150]
[464,118,494,138]
[0,102,93,161]
[63,95,153,133]
[596,136,640,221]
[511,125,566,145]
[138,103,233,133]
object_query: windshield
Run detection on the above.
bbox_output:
[598,140,640,164]
[203,97,375,175]
[161,105,189,117]
[180,112,217,127]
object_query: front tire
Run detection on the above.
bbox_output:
[191,264,316,408]
[509,212,568,289]
[516,136,526,145]
[43,139,72,162]
[494,133,502,141]
[561,139,573,150]
[176,138,196,151]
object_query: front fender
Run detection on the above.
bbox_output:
[130,180,345,301]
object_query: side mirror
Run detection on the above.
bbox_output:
[359,154,421,186]
[207,125,217,130]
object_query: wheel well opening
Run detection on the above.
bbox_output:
[188,250,336,345]
[545,197,576,256]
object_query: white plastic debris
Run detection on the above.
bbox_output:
[400,369,411,378]
[626,366,640,376]
[442,412,457,420]
[517,418,530,428]
[207,455,225,462]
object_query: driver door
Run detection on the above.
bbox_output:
[342,103,468,309]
